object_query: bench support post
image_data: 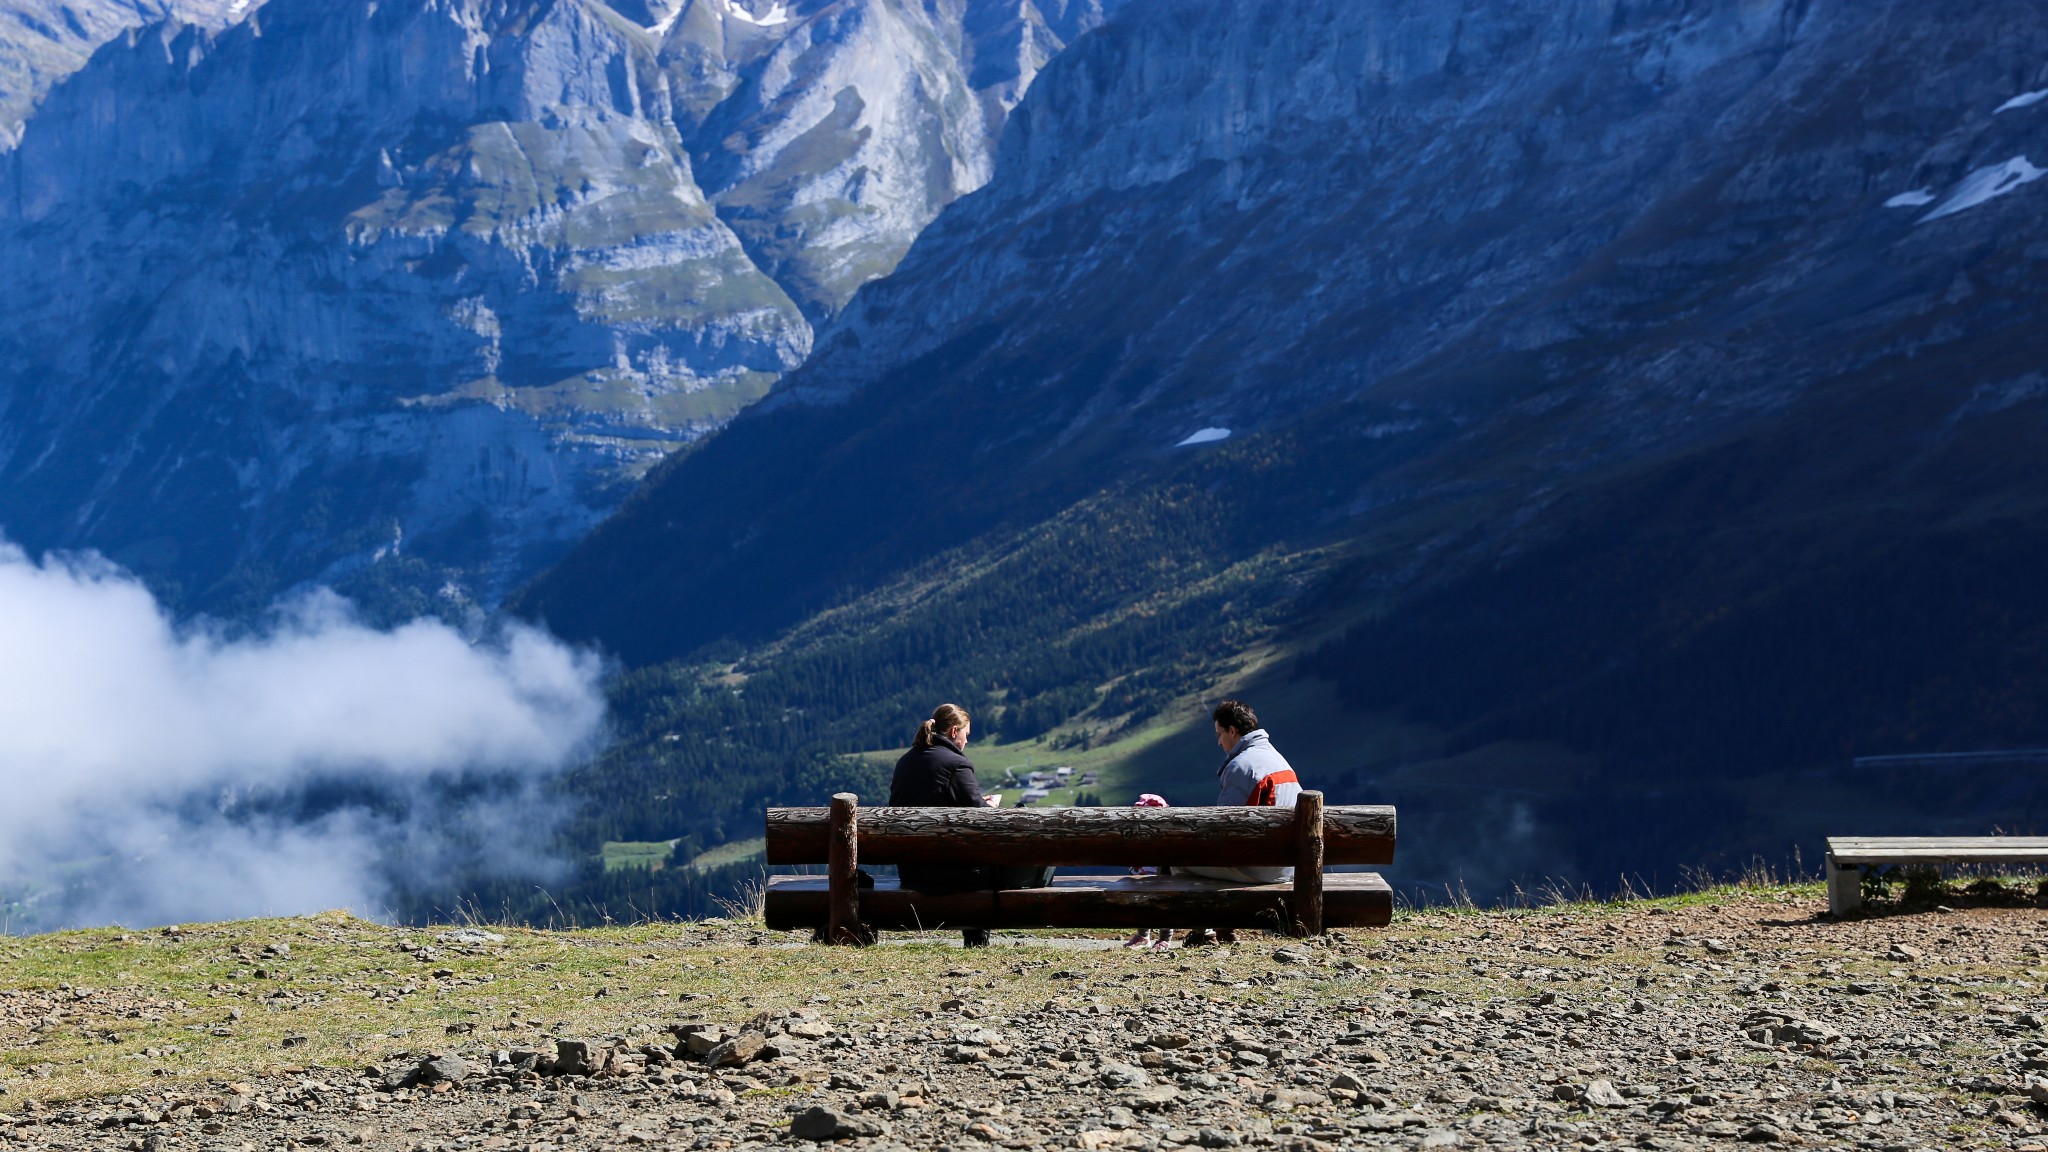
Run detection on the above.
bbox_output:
[827,793,867,945]
[1826,853,1862,918]
[1293,790,1325,937]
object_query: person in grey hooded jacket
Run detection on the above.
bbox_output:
[1181,699,1301,886]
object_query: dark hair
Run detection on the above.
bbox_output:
[1212,699,1258,735]
[913,703,972,751]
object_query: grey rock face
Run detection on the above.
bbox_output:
[788,0,2048,428]
[0,0,249,146]
[0,0,1112,610]
[678,0,1119,320]
[529,0,2048,671]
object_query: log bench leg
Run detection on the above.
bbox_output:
[827,793,872,945]
[1293,791,1325,937]
[1826,854,1863,918]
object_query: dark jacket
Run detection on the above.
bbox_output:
[889,735,985,808]
[888,734,986,892]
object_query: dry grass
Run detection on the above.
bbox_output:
[2,910,1238,1105]
[3,879,2041,1109]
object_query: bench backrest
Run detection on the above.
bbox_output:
[765,803,1396,867]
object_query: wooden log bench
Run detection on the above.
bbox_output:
[762,791,1395,943]
[1826,836,2048,916]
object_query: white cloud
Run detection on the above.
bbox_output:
[0,542,608,931]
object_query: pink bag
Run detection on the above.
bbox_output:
[1130,795,1169,876]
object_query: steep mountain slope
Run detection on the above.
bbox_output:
[0,0,246,145]
[667,0,1116,319]
[525,0,2048,898]
[0,0,1111,613]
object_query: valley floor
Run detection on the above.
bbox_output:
[2,888,2046,1151]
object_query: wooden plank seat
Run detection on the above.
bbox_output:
[763,791,1396,943]
[764,873,1394,932]
[1826,836,2048,915]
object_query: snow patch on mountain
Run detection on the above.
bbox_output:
[648,3,684,36]
[1921,157,2047,222]
[1995,89,2048,114]
[726,1,789,26]
[1885,189,1936,208]
[1175,428,1232,447]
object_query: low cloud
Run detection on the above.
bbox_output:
[0,542,608,931]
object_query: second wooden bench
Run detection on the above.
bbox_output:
[1826,835,2048,915]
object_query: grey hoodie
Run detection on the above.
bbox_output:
[1216,729,1302,807]
[1186,728,1302,885]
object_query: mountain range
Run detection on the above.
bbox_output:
[519,0,2048,904]
[0,0,1111,613]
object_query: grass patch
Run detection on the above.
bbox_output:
[597,837,765,874]
[688,838,766,870]
[600,841,678,872]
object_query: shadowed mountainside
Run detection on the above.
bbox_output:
[516,0,2048,906]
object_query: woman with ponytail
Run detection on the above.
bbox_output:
[891,703,988,808]
[888,703,1046,946]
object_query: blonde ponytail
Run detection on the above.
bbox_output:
[912,703,971,751]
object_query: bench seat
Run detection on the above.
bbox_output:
[764,872,1393,932]
[1826,836,2048,915]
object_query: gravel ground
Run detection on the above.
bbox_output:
[5,891,2048,1151]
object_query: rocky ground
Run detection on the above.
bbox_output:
[4,886,2048,1151]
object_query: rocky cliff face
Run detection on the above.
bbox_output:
[0,0,248,146]
[534,0,2048,655]
[669,0,1116,319]
[789,0,2048,427]
[0,0,1111,611]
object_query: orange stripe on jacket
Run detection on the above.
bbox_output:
[1248,768,1298,807]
